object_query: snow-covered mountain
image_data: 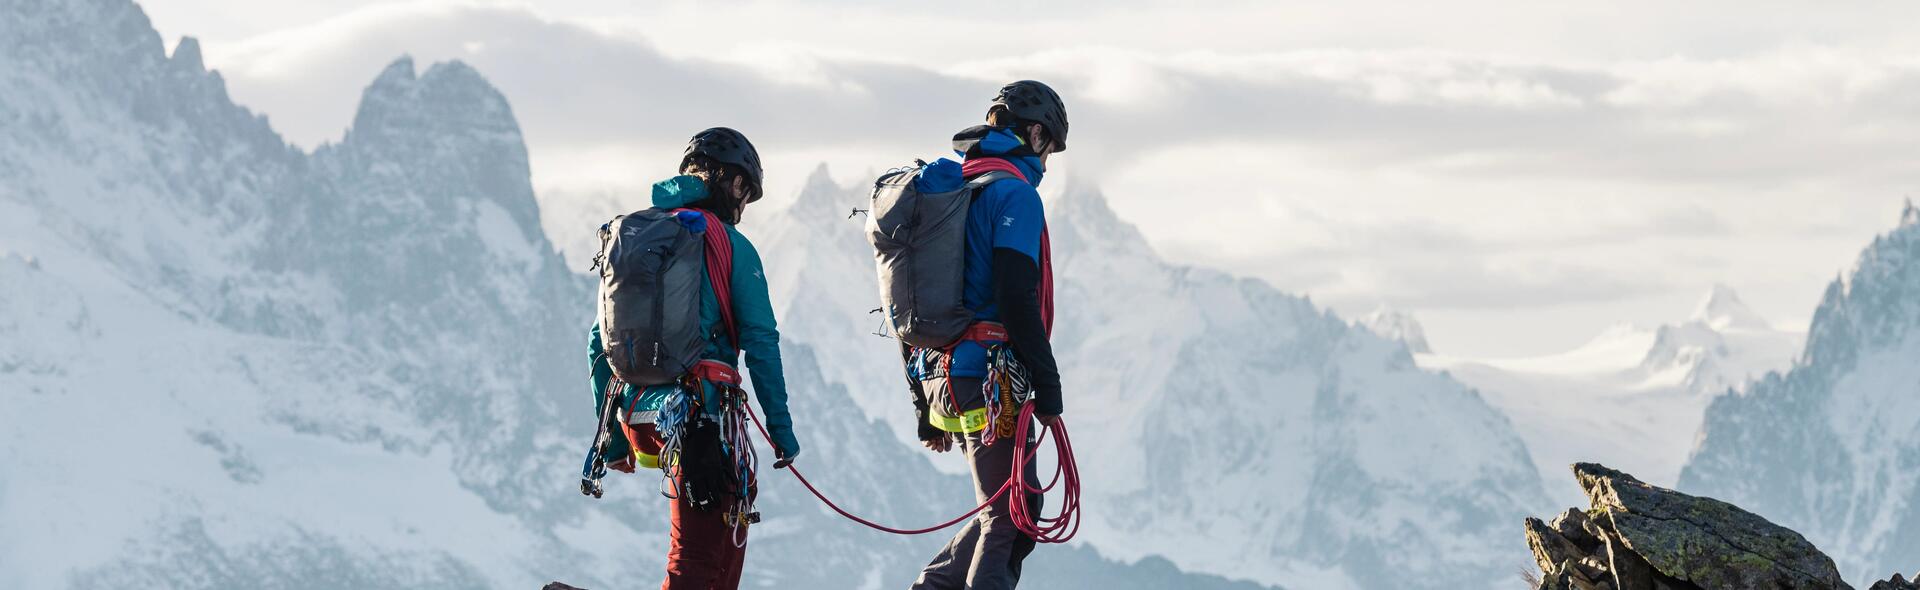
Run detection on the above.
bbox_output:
[1358,306,1433,354]
[1680,201,1920,586]
[1645,284,1803,394]
[0,0,595,582]
[1419,286,1802,505]
[0,1,1274,588]
[739,169,1551,589]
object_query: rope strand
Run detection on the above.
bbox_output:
[743,401,1080,542]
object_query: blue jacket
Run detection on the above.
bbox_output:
[914,125,1062,415]
[589,175,799,457]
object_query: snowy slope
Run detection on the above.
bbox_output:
[1680,201,1920,586]
[1418,286,1802,505]
[0,1,600,584]
[0,1,1273,588]
[739,169,1551,590]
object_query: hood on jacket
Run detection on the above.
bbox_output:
[951,125,1046,186]
[650,175,709,209]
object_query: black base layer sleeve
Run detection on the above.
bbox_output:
[992,247,1063,415]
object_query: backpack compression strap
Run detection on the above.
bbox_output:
[674,209,738,346]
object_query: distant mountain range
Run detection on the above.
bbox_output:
[0,1,1277,588]
[1409,284,1802,505]
[737,167,1551,589]
[1385,203,1920,587]
[13,1,1913,589]
[1681,201,1920,586]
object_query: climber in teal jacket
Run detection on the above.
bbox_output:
[588,128,797,590]
[587,172,799,462]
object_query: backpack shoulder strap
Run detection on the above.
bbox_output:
[963,170,1019,191]
[673,209,739,347]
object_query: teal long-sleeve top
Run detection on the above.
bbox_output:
[588,175,799,458]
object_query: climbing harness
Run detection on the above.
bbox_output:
[906,322,1034,443]
[746,399,1080,543]
[651,360,760,547]
[827,320,1080,540]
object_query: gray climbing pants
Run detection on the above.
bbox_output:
[911,376,1042,590]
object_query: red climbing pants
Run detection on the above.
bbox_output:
[661,496,748,590]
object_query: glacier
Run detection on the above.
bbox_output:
[1417,284,1802,506]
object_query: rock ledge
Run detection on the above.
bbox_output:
[1524,462,1887,590]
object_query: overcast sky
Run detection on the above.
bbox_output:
[141,0,1920,357]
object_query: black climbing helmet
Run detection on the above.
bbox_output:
[991,80,1068,153]
[681,127,764,202]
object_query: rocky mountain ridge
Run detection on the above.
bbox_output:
[1525,463,1913,590]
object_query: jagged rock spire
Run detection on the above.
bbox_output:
[788,162,843,220]
[349,56,519,146]
[1362,305,1434,354]
[170,36,204,71]
[1689,283,1770,330]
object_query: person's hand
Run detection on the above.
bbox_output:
[774,448,800,469]
[1036,413,1062,428]
[608,456,636,474]
[922,434,953,453]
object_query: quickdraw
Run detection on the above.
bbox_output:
[653,378,697,500]
[579,377,629,498]
[712,379,761,548]
[981,345,1033,446]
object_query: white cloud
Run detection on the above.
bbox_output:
[158,0,1920,356]
[1602,47,1920,109]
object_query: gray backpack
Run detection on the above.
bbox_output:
[866,162,1015,349]
[596,209,709,386]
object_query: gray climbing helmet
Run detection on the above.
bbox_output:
[991,80,1068,152]
[681,127,764,201]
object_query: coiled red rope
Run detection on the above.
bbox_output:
[743,402,1080,542]
[1010,403,1080,543]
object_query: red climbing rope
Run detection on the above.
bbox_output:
[743,401,1081,542]
[1009,403,1079,542]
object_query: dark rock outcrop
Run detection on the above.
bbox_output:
[1870,573,1918,590]
[1525,463,1852,590]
